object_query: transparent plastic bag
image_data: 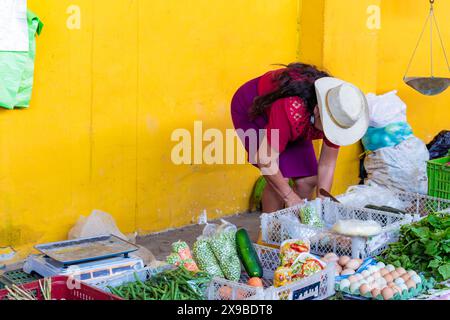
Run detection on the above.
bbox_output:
[336,185,407,210]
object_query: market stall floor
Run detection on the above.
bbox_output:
[136,212,261,260]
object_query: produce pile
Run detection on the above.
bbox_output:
[107,268,211,300]
[378,212,450,282]
[166,241,199,272]
[274,239,326,288]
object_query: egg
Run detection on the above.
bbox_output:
[391,285,402,295]
[350,282,360,294]
[382,287,394,300]
[324,253,339,263]
[372,271,381,279]
[387,282,396,288]
[377,277,387,287]
[386,265,395,272]
[359,284,371,295]
[383,274,394,283]
[399,284,408,292]
[380,268,389,276]
[390,271,399,279]
[355,274,363,281]
[335,264,343,275]
[369,281,379,289]
[407,270,417,277]
[401,274,410,282]
[366,276,375,283]
[396,267,406,276]
[348,275,358,283]
[367,265,378,274]
[361,270,370,278]
[346,259,361,271]
[339,256,351,267]
[376,262,386,269]
[341,269,355,276]
[411,275,422,284]
[340,279,351,290]
[406,279,416,290]
[371,288,381,298]
[394,278,405,285]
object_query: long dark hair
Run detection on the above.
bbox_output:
[250,63,330,118]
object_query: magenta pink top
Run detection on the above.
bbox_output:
[258,69,340,153]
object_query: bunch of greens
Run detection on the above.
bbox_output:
[379,213,450,282]
[108,267,211,300]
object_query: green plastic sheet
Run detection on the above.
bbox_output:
[0,10,43,110]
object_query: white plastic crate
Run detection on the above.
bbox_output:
[261,198,414,259]
[93,265,174,293]
[207,244,335,301]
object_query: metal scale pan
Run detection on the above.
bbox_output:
[34,235,139,266]
[404,0,450,96]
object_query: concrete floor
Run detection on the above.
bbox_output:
[136,212,261,261]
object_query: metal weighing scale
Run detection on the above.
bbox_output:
[404,0,450,96]
[23,235,145,284]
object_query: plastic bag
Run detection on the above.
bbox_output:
[0,10,43,109]
[193,220,240,280]
[364,137,429,194]
[68,210,128,240]
[336,185,407,210]
[362,122,413,152]
[365,90,407,128]
[427,130,450,160]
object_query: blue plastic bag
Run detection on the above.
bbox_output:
[362,122,413,152]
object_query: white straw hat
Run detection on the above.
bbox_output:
[315,77,369,146]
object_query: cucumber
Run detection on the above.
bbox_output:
[235,228,263,278]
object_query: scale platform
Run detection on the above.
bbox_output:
[24,235,145,284]
[23,254,145,284]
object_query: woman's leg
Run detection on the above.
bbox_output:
[262,180,287,213]
[293,176,318,200]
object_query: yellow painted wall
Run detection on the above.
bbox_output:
[1,0,449,255]
[0,0,300,254]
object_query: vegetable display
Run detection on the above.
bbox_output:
[192,239,224,278]
[378,212,450,282]
[166,241,199,272]
[299,205,324,228]
[274,239,325,288]
[108,267,211,300]
[235,228,263,278]
[209,230,241,281]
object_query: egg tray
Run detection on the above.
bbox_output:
[336,274,435,301]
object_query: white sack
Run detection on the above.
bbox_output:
[364,137,429,194]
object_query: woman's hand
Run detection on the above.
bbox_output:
[284,191,305,208]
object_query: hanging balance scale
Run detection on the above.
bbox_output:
[404,0,450,96]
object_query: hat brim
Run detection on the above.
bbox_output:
[315,77,369,147]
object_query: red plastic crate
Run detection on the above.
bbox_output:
[0,276,122,300]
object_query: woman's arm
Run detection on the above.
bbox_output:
[255,135,303,207]
[317,143,339,198]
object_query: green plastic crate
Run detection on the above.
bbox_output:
[0,269,42,286]
[427,155,450,200]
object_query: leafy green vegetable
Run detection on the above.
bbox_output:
[379,213,450,282]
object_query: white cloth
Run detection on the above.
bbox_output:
[366,90,407,128]
[0,0,29,52]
